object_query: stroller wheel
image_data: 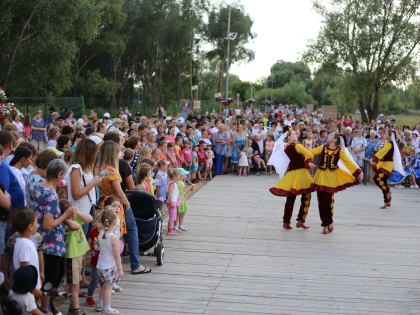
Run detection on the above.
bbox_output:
[155,243,164,266]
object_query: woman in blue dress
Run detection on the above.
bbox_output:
[231,123,247,172]
[405,150,420,188]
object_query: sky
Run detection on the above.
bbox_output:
[224,0,323,82]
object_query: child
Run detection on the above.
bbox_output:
[123,148,135,165]
[167,168,181,236]
[197,141,207,179]
[11,208,42,298]
[166,142,178,169]
[103,197,124,294]
[23,113,31,142]
[174,136,184,167]
[155,159,168,202]
[175,168,191,232]
[253,150,267,175]
[182,141,193,184]
[136,163,153,193]
[191,144,200,183]
[86,209,102,307]
[96,208,124,315]
[157,140,167,161]
[60,200,92,315]
[264,134,275,175]
[204,144,214,181]
[238,146,249,176]
[406,150,420,188]
[10,265,51,315]
[151,147,162,164]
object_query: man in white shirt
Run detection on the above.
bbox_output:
[252,122,267,154]
[284,114,295,127]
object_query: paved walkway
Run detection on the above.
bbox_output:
[84,175,420,314]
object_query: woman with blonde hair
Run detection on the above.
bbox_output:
[96,141,130,240]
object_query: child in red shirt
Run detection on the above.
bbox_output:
[182,141,193,184]
[86,214,101,308]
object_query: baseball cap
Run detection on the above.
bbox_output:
[104,112,111,118]
[177,168,190,175]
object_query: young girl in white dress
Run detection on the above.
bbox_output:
[238,146,249,176]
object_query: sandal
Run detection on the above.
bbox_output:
[131,266,152,275]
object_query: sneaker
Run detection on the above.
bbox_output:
[86,296,96,307]
[102,308,119,315]
[166,231,178,236]
[173,227,183,233]
[95,303,103,312]
[112,285,123,293]
[256,172,260,176]
[179,225,188,231]
[410,185,415,188]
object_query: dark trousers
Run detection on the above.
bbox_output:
[283,193,311,224]
[317,191,334,227]
[373,171,390,203]
[215,154,225,174]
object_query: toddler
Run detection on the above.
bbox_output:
[175,168,191,232]
[191,144,200,183]
[166,168,181,236]
[155,159,169,202]
[238,146,248,176]
[60,199,92,315]
[265,134,275,175]
[182,141,193,184]
[136,163,153,193]
[96,208,124,315]
[204,144,214,181]
[23,113,31,142]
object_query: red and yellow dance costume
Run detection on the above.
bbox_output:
[310,145,361,228]
[372,142,394,206]
[269,144,314,227]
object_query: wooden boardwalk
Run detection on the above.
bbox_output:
[83,175,420,315]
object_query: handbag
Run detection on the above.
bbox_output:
[82,174,97,217]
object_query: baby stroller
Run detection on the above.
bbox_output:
[126,190,164,266]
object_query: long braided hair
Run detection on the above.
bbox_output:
[100,208,117,239]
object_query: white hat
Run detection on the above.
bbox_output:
[176,117,185,124]
[89,135,102,145]
[104,112,111,118]
[77,118,84,126]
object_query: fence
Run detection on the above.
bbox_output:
[9,96,251,120]
[9,97,83,119]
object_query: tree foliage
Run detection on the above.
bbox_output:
[0,0,255,108]
[305,0,420,121]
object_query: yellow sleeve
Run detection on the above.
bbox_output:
[295,144,314,161]
[373,142,392,161]
[339,148,360,175]
[310,145,324,157]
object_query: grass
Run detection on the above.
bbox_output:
[350,112,420,127]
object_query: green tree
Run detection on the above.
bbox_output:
[306,0,420,121]
[204,3,255,94]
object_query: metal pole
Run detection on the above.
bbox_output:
[225,8,231,99]
[265,78,268,100]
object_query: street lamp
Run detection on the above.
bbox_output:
[225,7,237,99]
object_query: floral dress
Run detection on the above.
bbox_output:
[33,184,66,257]
[97,166,127,235]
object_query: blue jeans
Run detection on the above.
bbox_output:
[87,266,99,297]
[215,154,225,175]
[0,221,8,254]
[124,208,141,270]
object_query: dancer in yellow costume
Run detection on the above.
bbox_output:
[310,132,362,234]
[370,130,404,209]
[269,130,315,230]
